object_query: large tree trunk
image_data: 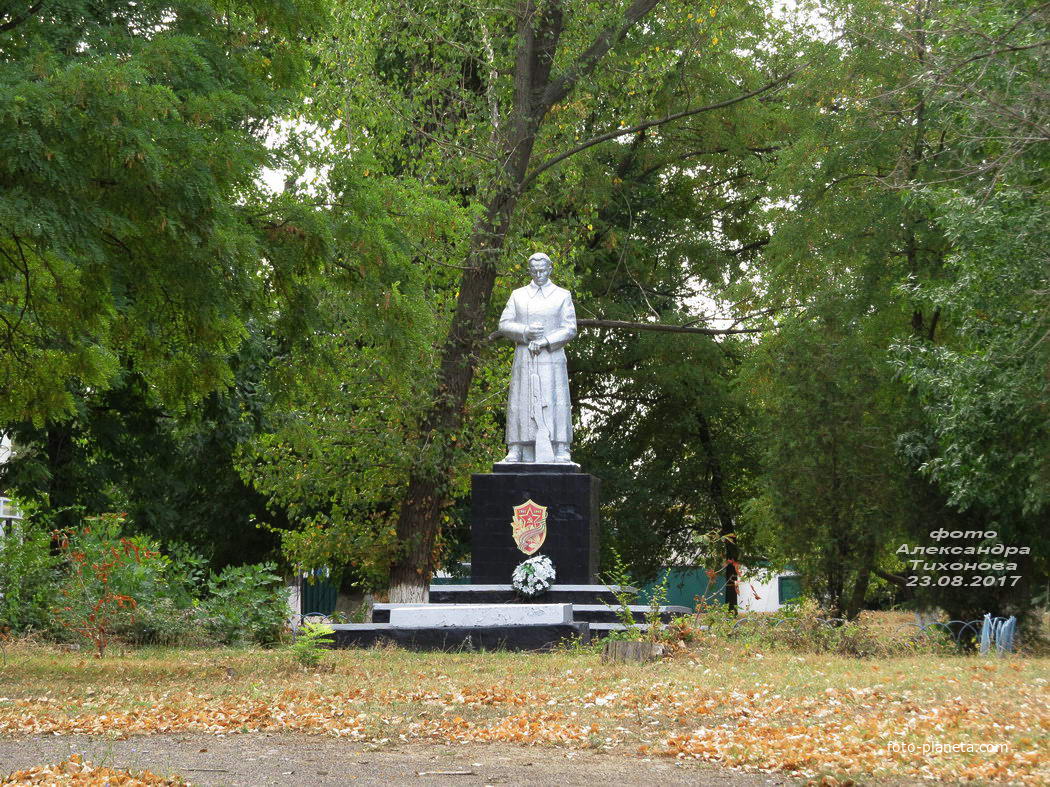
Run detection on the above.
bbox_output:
[386,1,567,602]
[845,547,874,620]
[695,412,739,612]
[45,421,78,530]
[387,210,514,602]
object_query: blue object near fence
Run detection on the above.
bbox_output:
[979,613,1017,655]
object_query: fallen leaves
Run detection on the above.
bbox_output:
[1,755,183,785]
[0,691,367,739]
[406,712,598,745]
[0,647,1046,784]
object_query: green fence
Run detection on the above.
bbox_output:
[300,576,338,616]
[638,567,727,609]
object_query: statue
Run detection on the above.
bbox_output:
[497,252,577,464]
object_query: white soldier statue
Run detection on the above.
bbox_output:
[497,252,577,464]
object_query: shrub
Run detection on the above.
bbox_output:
[202,562,289,647]
[289,621,335,667]
[600,548,643,637]
[5,508,290,650]
[0,506,60,634]
[695,598,949,658]
[52,514,160,657]
[119,598,213,647]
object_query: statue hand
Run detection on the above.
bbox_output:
[525,325,544,340]
[528,339,546,354]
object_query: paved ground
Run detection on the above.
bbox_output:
[0,733,799,786]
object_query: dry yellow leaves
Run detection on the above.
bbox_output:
[2,755,182,786]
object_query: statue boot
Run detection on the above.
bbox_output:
[553,442,572,463]
[502,443,524,463]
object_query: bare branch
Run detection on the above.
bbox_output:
[0,0,44,33]
[486,318,761,341]
[477,16,501,136]
[577,318,762,335]
[541,0,662,111]
[520,66,803,193]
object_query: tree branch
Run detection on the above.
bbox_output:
[541,0,662,111]
[0,0,44,33]
[873,568,911,588]
[577,318,761,335]
[486,318,761,341]
[521,66,803,193]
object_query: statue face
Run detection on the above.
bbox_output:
[529,257,552,286]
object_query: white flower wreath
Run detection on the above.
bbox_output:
[512,555,556,598]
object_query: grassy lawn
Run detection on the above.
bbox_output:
[1,635,1047,784]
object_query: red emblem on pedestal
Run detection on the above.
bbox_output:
[511,499,548,555]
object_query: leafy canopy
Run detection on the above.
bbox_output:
[0,0,329,423]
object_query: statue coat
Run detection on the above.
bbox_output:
[498,280,577,446]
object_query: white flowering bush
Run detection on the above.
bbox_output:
[512,555,556,598]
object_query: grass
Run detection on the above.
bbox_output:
[0,633,1047,783]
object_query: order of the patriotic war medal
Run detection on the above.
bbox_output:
[511,499,548,555]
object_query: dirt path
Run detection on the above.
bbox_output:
[0,733,797,786]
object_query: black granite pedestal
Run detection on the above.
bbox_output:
[471,465,600,584]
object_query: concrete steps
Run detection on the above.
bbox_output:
[370,602,691,625]
[324,585,693,651]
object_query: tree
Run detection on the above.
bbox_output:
[1,327,293,563]
[735,0,1047,618]
[0,0,330,424]
[308,0,811,600]
[743,295,913,618]
[892,0,1049,521]
[888,0,1049,621]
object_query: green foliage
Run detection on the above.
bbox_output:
[894,189,1048,509]
[120,598,211,648]
[52,513,159,656]
[644,572,670,637]
[698,599,953,658]
[233,42,465,586]
[599,550,678,644]
[886,1,1049,577]
[0,0,332,424]
[119,561,289,649]
[203,562,288,647]
[2,327,297,564]
[289,621,335,668]
[0,0,368,568]
[0,504,60,634]
[2,509,289,649]
[600,548,641,635]
[742,296,911,618]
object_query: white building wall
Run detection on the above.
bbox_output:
[0,433,16,535]
[736,567,799,612]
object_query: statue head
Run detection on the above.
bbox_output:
[528,252,553,286]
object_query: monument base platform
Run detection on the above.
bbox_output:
[471,472,599,584]
[428,583,631,605]
[491,462,581,474]
[369,586,692,626]
[318,586,691,650]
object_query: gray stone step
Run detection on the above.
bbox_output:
[388,603,573,627]
[570,604,693,623]
[589,622,651,638]
[373,600,692,625]
[327,622,588,651]
[427,584,636,606]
